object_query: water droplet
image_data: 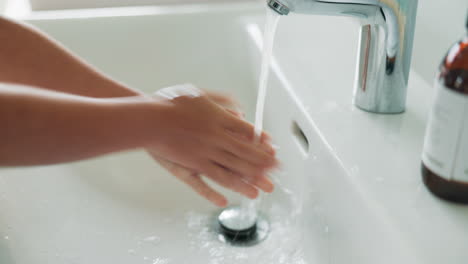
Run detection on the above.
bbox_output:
[152,258,170,264]
[128,249,136,255]
[350,166,360,176]
[143,236,160,243]
[4,235,9,240]
[234,252,248,260]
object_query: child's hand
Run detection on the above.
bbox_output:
[145,85,277,207]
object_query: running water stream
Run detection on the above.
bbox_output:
[239,7,282,229]
[186,10,310,258]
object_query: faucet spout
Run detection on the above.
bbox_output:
[267,0,418,114]
[268,0,290,15]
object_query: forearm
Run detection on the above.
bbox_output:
[0,84,155,166]
[0,17,141,98]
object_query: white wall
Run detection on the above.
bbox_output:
[413,0,467,83]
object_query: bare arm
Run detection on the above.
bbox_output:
[0,16,139,98]
[0,17,277,206]
[0,84,276,206]
[0,84,153,166]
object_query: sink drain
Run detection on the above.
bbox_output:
[216,206,270,246]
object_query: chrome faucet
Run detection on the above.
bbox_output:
[267,0,418,114]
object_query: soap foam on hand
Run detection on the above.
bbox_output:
[154,83,202,100]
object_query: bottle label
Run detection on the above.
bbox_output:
[422,82,468,181]
[453,113,468,182]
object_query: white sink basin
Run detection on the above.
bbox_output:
[1,2,467,264]
[0,3,309,264]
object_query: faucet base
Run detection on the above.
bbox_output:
[354,103,405,115]
[269,0,418,115]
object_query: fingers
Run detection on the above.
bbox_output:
[205,91,239,108]
[218,132,277,169]
[152,150,269,206]
[223,116,256,141]
[260,131,272,144]
[148,150,185,173]
[225,109,244,119]
[209,149,274,193]
[223,116,273,147]
[204,162,259,199]
[205,90,274,157]
[148,151,228,207]
[205,91,245,119]
[242,174,274,193]
[177,172,228,208]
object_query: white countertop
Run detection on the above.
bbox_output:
[252,13,468,263]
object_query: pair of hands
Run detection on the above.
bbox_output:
[144,85,278,207]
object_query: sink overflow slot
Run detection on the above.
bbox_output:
[292,121,309,155]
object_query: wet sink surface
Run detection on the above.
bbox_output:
[0,151,306,263]
[0,3,310,264]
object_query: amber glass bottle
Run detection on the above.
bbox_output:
[421,18,468,203]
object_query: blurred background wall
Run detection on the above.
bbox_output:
[2,0,467,83]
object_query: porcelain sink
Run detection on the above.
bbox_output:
[1,2,467,264]
[0,3,308,263]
